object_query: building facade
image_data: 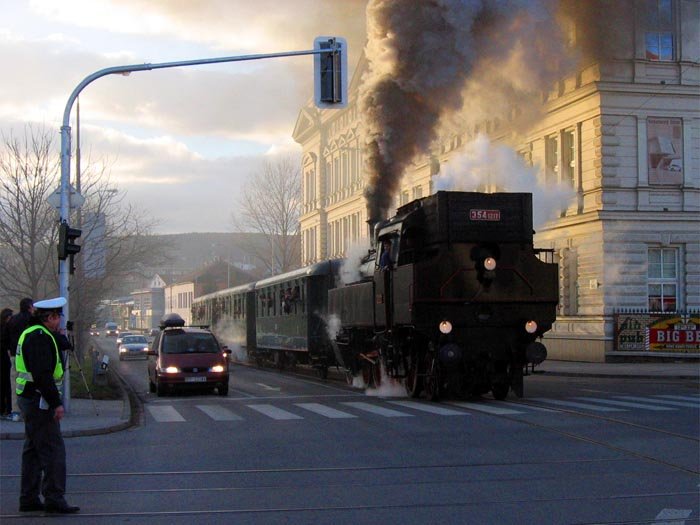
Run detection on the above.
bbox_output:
[292,1,700,362]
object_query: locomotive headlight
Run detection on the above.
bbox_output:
[439,320,453,334]
[483,257,497,271]
[525,320,538,334]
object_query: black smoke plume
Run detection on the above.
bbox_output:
[360,0,587,223]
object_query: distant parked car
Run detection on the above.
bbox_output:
[118,335,150,361]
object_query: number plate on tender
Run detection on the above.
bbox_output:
[185,376,206,383]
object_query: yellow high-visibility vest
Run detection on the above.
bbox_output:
[15,325,63,396]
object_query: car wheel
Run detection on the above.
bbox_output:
[218,383,229,396]
[148,377,156,393]
[156,376,166,397]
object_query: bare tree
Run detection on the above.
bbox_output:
[0,125,58,299]
[231,155,301,275]
[0,124,171,355]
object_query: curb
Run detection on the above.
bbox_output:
[531,370,700,381]
[0,368,138,441]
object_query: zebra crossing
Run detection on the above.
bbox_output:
[145,394,699,423]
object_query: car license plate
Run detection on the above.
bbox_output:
[185,376,206,383]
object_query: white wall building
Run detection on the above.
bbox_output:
[293,0,700,362]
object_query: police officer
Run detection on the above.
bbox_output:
[15,297,79,514]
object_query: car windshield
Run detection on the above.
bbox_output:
[162,332,218,354]
[123,336,147,344]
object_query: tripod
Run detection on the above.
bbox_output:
[66,327,99,416]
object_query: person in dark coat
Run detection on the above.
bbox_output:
[15,297,79,514]
[8,298,34,419]
[1,307,13,417]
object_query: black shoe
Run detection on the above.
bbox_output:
[45,503,80,514]
[19,502,44,512]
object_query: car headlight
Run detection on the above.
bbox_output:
[525,320,538,334]
[161,366,179,374]
[439,320,453,334]
[119,347,126,353]
[211,365,225,373]
[484,257,497,271]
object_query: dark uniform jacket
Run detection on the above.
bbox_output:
[18,321,63,409]
[8,311,33,357]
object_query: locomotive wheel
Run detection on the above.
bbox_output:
[424,355,440,402]
[492,382,509,400]
[404,358,423,398]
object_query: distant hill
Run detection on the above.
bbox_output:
[113,232,273,296]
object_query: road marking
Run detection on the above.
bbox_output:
[255,383,281,391]
[146,405,185,422]
[341,402,413,417]
[448,402,523,415]
[388,400,468,416]
[494,401,556,412]
[571,397,675,411]
[196,405,242,421]
[530,398,625,412]
[615,396,700,409]
[653,508,692,524]
[295,403,357,418]
[246,404,302,420]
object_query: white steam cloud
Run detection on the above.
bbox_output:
[435,134,575,228]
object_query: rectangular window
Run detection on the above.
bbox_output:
[645,0,674,61]
[561,130,576,188]
[647,117,683,185]
[648,247,678,312]
[545,134,559,184]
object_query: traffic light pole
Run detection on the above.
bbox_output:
[58,39,346,411]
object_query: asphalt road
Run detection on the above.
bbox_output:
[0,337,698,524]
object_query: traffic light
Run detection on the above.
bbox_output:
[314,36,347,109]
[58,222,82,260]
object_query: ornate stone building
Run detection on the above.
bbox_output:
[292,1,699,362]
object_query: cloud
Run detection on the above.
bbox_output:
[2,1,368,233]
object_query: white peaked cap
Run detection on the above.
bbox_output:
[33,297,67,311]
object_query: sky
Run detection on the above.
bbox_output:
[1,0,367,233]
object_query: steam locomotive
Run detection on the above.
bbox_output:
[192,191,558,400]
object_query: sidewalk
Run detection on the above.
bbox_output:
[0,360,696,440]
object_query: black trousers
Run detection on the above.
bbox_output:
[17,396,67,506]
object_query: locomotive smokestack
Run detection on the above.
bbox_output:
[366,204,379,247]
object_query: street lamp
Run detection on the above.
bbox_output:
[57,38,347,410]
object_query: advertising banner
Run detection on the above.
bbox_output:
[614,311,699,353]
